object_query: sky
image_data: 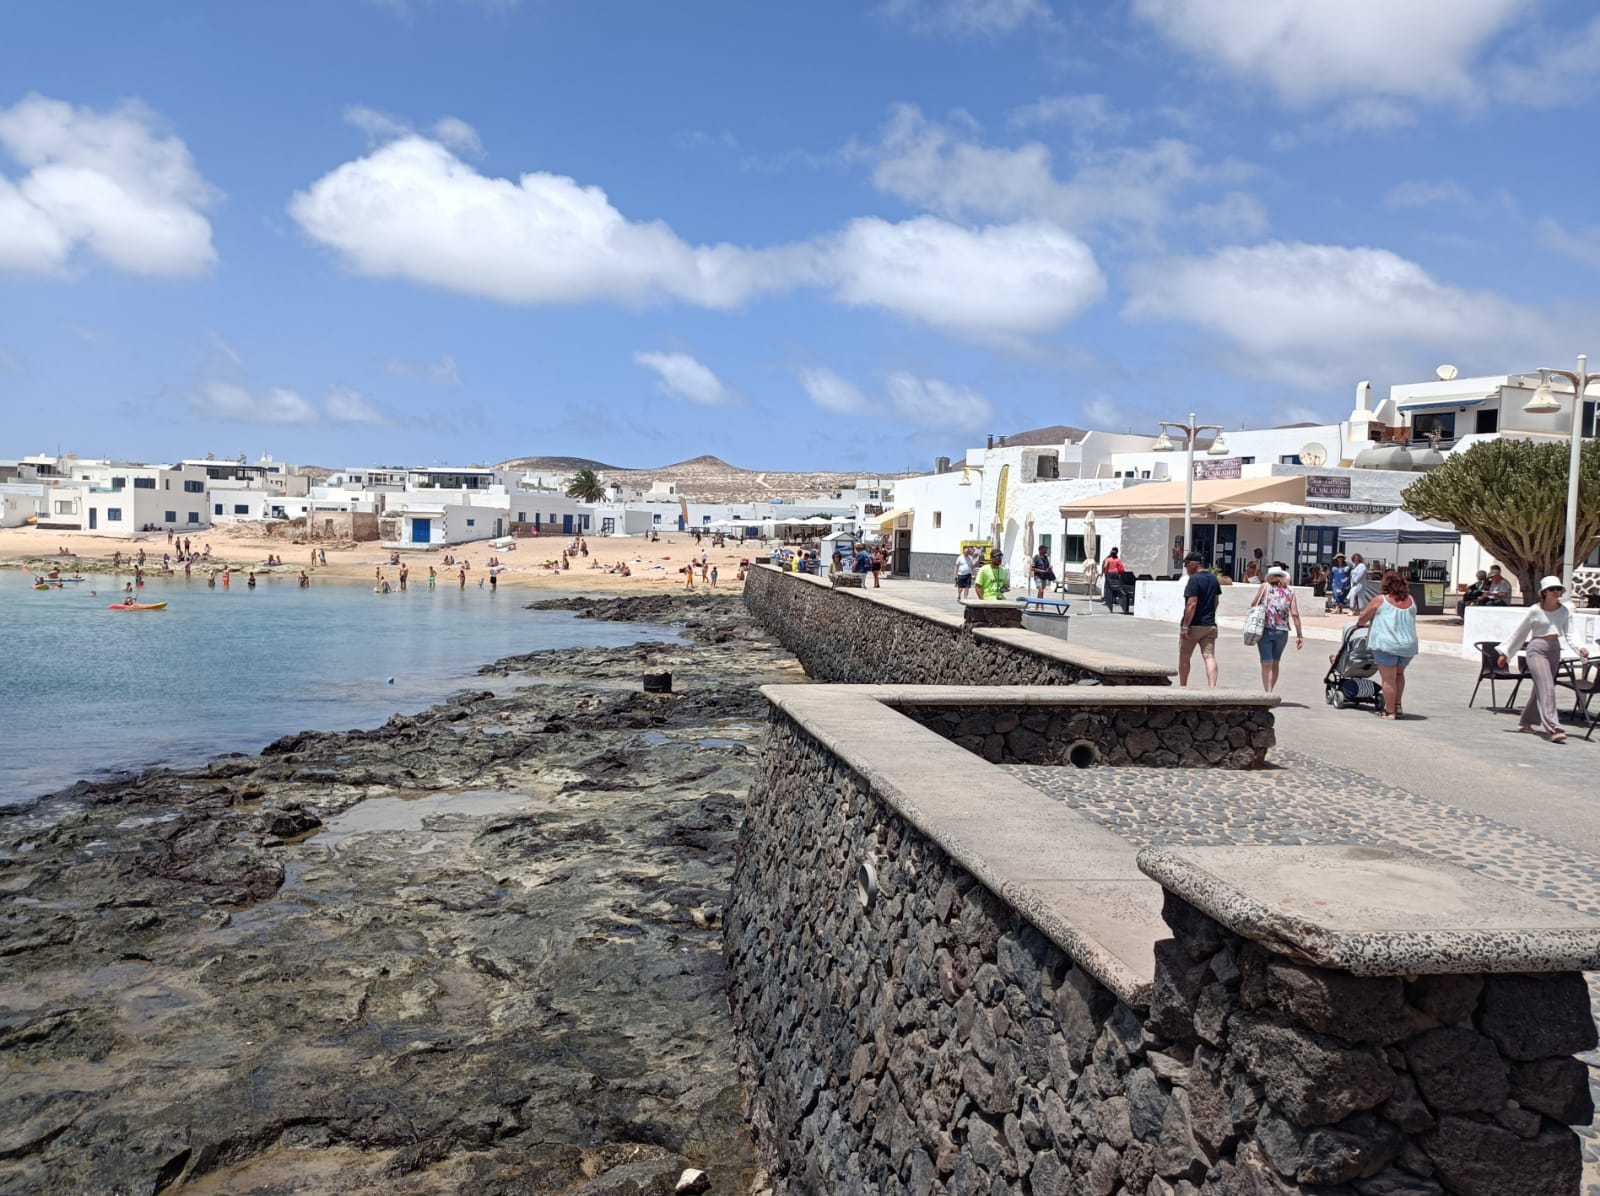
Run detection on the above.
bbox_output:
[3,0,1600,474]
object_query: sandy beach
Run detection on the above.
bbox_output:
[0,523,760,594]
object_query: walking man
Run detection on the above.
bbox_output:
[1178,552,1221,686]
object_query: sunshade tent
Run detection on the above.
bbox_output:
[1222,500,1343,578]
[1338,509,1461,545]
[877,507,914,530]
[1058,476,1307,520]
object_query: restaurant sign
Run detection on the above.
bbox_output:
[1307,475,1352,499]
[1191,457,1242,480]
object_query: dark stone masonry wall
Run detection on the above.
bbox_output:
[743,565,1167,687]
[725,714,1597,1195]
[904,704,1274,768]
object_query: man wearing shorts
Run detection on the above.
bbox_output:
[1178,551,1221,686]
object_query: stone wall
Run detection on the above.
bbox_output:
[743,564,1172,687]
[903,702,1273,768]
[909,550,961,583]
[725,705,1599,1194]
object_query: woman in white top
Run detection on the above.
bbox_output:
[1497,576,1591,743]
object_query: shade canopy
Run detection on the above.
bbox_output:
[1220,501,1333,523]
[1060,476,1306,520]
[877,507,914,530]
[1338,509,1460,545]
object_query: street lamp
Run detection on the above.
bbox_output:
[1524,354,1593,588]
[1153,412,1229,559]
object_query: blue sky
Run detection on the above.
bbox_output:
[3,0,1599,473]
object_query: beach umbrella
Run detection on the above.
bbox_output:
[1081,510,1096,567]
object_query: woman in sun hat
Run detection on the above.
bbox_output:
[1248,565,1303,693]
[1497,576,1592,744]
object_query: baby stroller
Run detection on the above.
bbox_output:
[1324,624,1383,711]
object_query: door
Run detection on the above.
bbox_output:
[494,518,504,538]
[412,519,430,544]
[562,514,574,535]
[601,517,615,535]
[893,529,911,575]
[1189,523,1237,578]
[88,508,97,530]
[1295,526,1340,585]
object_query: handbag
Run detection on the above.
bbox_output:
[1242,602,1266,646]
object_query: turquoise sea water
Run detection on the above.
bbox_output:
[0,571,677,804]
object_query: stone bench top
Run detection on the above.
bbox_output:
[833,683,1278,710]
[1139,844,1600,975]
[765,683,1170,1007]
[754,565,1173,681]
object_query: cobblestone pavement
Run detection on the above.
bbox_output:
[1006,752,1600,1188]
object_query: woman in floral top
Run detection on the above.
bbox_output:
[1249,565,1303,692]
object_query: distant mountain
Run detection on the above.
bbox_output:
[493,453,909,504]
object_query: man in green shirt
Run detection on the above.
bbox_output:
[975,550,1010,600]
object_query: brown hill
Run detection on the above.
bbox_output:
[496,454,909,504]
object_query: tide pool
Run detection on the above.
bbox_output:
[0,572,678,803]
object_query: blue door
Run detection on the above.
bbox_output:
[88,508,97,530]
[562,514,573,535]
[412,518,430,544]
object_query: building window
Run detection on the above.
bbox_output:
[134,477,156,489]
[164,510,176,522]
[214,504,224,515]
[1239,457,1256,465]
[107,507,123,521]
[1278,454,1301,465]
[1476,409,1499,435]
[517,511,525,522]
[466,518,475,527]
[1034,456,1059,480]
[184,479,203,493]
[933,511,943,528]
[233,504,248,515]
[1412,412,1456,442]
[110,477,125,490]
[1062,534,1087,562]
[187,512,199,523]
[1584,400,1598,437]
[1040,533,1052,557]
[54,500,73,514]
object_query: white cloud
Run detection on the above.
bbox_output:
[827,216,1103,342]
[1131,0,1525,108]
[385,352,462,385]
[862,104,1254,246]
[186,381,319,425]
[345,106,481,156]
[326,385,387,424]
[291,122,1108,343]
[292,134,803,309]
[796,367,873,416]
[1006,93,1129,137]
[0,94,218,278]
[1537,217,1600,268]
[1385,179,1472,209]
[1492,15,1600,107]
[882,0,1051,35]
[633,350,738,408]
[886,373,995,434]
[1123,241,1553,383]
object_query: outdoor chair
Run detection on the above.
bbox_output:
[1468,640,1525,711]
[1556,661,1599,741]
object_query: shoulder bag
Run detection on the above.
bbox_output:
[1242,601,1266,646]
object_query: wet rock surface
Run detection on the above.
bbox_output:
[0,593,799,1195]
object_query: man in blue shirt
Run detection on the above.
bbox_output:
[1178,551,1221,687]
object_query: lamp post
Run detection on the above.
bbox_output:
[1524,355,1594,588]
[1152,412,1230,560]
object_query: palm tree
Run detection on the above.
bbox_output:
[565,468,607,503]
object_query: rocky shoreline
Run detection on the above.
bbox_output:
[0,593,802,1195]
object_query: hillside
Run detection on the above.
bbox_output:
[495,454,908,504]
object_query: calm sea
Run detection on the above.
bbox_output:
[0,572,678,804]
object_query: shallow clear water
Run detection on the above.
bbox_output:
[0,572,677,804]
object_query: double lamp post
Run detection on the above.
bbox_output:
[1153,413,1230,563]
[1526,354,1594,588]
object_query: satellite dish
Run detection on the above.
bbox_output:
[1300,442,1328,467]
[1436,364,1458,381]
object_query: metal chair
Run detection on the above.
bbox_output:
[1468,641,1525,711]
